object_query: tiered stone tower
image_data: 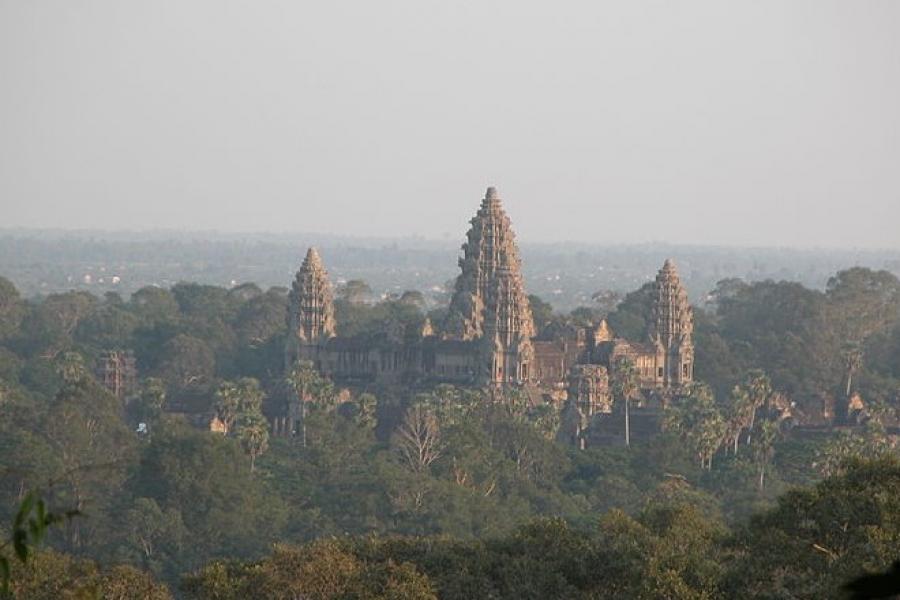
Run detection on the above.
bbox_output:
[649,259,694,386]
[447,187,535,384]
[285,247,336,368]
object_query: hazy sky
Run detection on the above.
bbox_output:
[2,1,898,247]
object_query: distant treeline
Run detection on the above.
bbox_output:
[2,229,899,310]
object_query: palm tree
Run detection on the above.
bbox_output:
[753,420,779,491]
[286,360,334,447]
[664,382,725,470]
[214,381,242,434]
[725,385,753,454]
[743,370,772,445]
[841,341,863,400]
[612,356,640,447]
[237,412,270,472]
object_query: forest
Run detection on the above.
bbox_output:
[1,266,900,598]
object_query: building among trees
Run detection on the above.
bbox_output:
[284,187,694,424]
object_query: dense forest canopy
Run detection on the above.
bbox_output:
[2,266,900,598]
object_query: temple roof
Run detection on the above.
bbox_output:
[446,187,535,343]
[302,247,325,271]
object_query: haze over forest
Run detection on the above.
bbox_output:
[3,229,900,312]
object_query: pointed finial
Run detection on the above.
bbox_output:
[485,186,498,200]
[661,259,678,275]
[656,259,681,283]
[303,247,324,269]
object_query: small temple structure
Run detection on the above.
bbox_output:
[96,349,138,401]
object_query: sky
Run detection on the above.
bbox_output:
[1,1,899,248]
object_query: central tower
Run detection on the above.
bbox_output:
[446,187,535,384]
[285,247,336,369]
[649,259,694,386]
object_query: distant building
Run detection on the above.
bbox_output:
[283,187,694,438]
[96,350,137,401]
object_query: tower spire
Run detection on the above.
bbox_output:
[447,187,535,384]
[286,247,336,366]
[650,259,694,385]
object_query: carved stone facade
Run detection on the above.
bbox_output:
[285,247,336,368]
[557,364,611,448]
[650,259,694,386]
[447,187,535,384]
[283,187,694,399]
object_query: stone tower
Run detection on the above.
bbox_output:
[286,247,336,368]
[447,187,535,384]
[649,259,694,386]
[558,364,610,449]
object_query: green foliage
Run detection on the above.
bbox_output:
[2,271,900,596]
[182,540,436,600]
[128,424,287,566]
[606,282,655,340]
[0,493,76,597]
[7,549,171,599]
[664,383,726,469]
[725,456,900,599]
[527,295,554,333]
[334,297,425,339]
[337,279,373,304]
[0,278,25,343]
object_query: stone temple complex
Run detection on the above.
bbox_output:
[284,187,694,427]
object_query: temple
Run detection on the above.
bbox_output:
[285,247,337,368]
[284,187,694,420]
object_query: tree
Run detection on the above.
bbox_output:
[108,496,187,582]
[286,361,335,447]
[606,282,655,341]
[74,303,140,350]
[664,382,726,469]
[129,425,287,567]
[826,268,900,343]
[590,289,623,318]
[8,549,172,600]
[814,419,896,478]
[215,378,265,436]
[742,369,771,444]
[527,295,554,333]
[350,392,378,429]
[237,412,270,472]
[723,385,752,455]
[57,351,88,388]
[157,334,215,393]
[0,277,25,342]
[596,502,726,599]
[214,382,242,435]
[129,287,180,325]
[611,356,640,447]
[183,540,436,600]
[134,377,167,434]
[21,291,97,357]
[42,353,137,551]
[233,288,287,348]
[841,340,864,401]
[338,280,372,304]
[395,405,442,473]
[717,280,836,396]
[1,492,77,597]
[724,457,900,599]
[752,420,780,491]
[399,290,426,309]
